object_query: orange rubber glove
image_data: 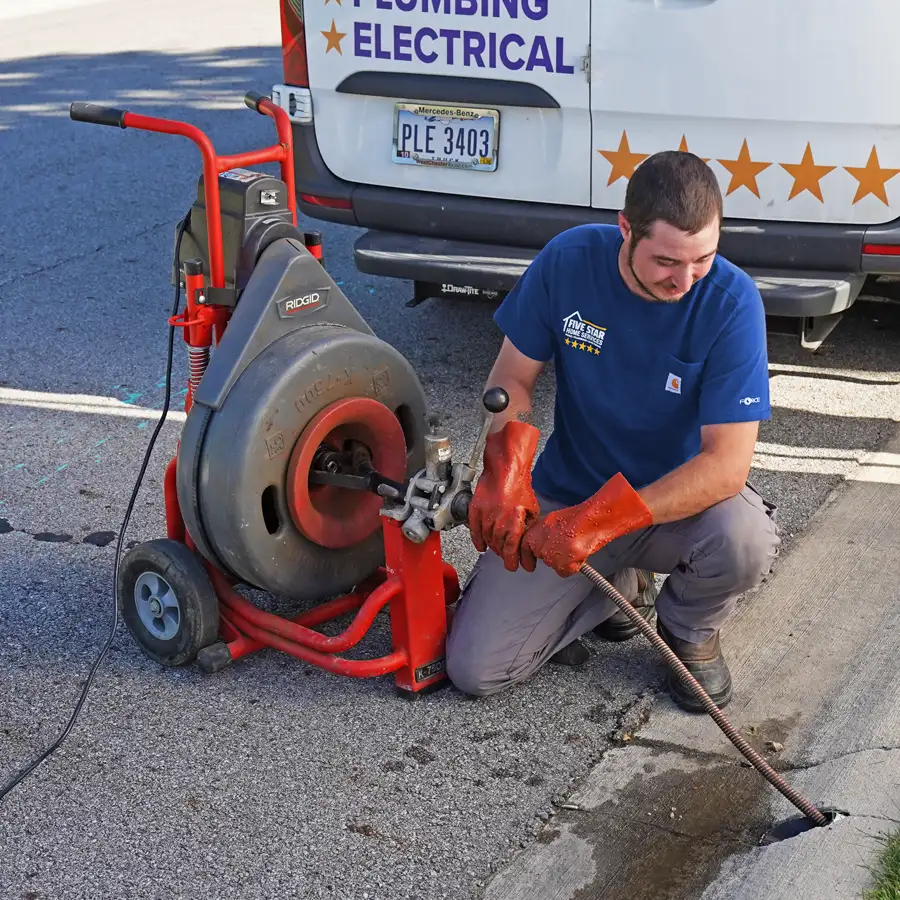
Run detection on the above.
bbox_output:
[520,472,654,577]
[469,421,541,571]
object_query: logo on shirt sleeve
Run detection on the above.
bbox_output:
[562,311,606,354]
[665,373,682,394]
[740,396,761,405]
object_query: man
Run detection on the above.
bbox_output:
[446,150,780,712]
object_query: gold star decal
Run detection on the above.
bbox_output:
[716,139,772,198]
[321,19,346,54]
[598,131,648,186]
[579,342,587,351]
[676,135,709,163]
[780,143,835,202]
[845,146,900,206]
[325,0,342,4]
[565,338,572,346]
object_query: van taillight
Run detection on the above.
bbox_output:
[301,193,353,210]
[280,0,309,87]
[863,243,900,255]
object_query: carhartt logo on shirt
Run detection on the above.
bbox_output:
[665,374,681,394]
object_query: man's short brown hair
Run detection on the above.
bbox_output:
[622,150,723,243]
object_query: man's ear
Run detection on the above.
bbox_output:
[618,211,631,242]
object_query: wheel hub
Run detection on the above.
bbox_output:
[134,571,181,641]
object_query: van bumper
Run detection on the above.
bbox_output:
[352,230,867,320]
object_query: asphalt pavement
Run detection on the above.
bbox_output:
[2,2,900,899]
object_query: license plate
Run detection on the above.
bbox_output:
[392,103,499,172]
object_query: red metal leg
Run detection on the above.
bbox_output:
[383,519,450,693]
[224,602,408,677]
[442,562,461,605]
[164,456,185,542]
[186,492,451,693]
[209,567,401,654]
[214,572,384,664]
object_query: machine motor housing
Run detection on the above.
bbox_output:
[174,170,430,603]
[175,168,302,306]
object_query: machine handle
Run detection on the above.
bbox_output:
[482,387,510,415]
[243,91,268,113]
[69,102,128,128]
[467,387,510,471]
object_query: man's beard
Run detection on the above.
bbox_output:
[627,237,683,304]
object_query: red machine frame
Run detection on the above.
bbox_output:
[122,97,457,695]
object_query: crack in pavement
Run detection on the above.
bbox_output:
[779,745,900,773]
[627,736,750,768]
[601,809,761,848]
[0,517,125,549]
[0,220,172,290]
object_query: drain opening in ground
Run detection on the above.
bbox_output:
[759,807,849,845]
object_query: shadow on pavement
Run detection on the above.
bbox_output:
[0,46,281,130]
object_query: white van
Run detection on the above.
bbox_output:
[272,0,900,350]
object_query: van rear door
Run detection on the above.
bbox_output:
[590,0,900,226]
[303,0,592,206]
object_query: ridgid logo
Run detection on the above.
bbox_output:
[276,288,330,318]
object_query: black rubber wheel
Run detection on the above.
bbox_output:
[117,539,220,667]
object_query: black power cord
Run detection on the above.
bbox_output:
[0,212,191,802]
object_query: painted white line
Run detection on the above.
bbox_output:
[3,389,900,482]
[753,442,900,482]
[0,0,109,22]
[768,362,900,382]
[0,387,186,422]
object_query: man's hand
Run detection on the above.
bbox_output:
[469,420,541,571]
[521,473,653,577]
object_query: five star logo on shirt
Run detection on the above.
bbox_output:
[665,373,682,394]
[562,311,606,354]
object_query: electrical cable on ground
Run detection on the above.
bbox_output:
[0,213,190,803]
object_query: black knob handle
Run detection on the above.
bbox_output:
[482,387,509,414]
[69,102,128,128]
[244,91,266,112]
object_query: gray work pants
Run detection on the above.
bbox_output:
[446,483,780,698]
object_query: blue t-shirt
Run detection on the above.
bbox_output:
[494,223,771,506]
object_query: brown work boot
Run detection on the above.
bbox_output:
[549,639,590,667]
[656,619,733,712]
[594,569,659,642]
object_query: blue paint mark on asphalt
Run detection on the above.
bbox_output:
[56,464,68,472]
[137,422,148,429]
[95,439,108,447]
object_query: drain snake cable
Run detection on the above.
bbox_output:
[579,561,829,827]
